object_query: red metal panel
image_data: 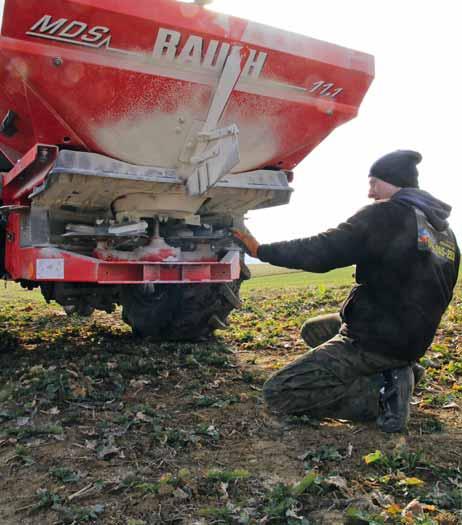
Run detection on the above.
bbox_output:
[159,266,181,282]
[2,144,41,186]
[6,241,239,284]
[2,144,58,203]
[143,265,161,282]
[182,264,211,282]
[25,84,89,149]
[97,263,142,283]
[210,264,231,282]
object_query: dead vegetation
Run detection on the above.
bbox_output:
[0,283,461,524]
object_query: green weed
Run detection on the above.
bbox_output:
[133,482,160,495]
[14,444,35,466]
[366,449,426,473]
[302,445,343,467]
[206,469,251,482]
[192,394,240,409]
[423,485,462,510]
[263,482,298,522]
[50,467,80,484]
[199,506,235,522]
[33,489,62,511]
[3,423,64,440]
[419,416,444,434]
[53,503,105,523]
[286,414,321,427]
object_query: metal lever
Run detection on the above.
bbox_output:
[186,47,245,196]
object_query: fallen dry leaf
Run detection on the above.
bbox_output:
[403,499,425,516]
[325,475,348,493]
[442,402,460,410]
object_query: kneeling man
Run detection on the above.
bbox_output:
[233,151,460,432]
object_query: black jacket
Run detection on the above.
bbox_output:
[257,191,460,361]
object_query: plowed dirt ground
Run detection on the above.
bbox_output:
[0,276,461,525]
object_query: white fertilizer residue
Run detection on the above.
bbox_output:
[94,110,196,168]
[94,108,281,172]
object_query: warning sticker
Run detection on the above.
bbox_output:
[36,259,65,280]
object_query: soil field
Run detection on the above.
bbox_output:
[0,274,461,525]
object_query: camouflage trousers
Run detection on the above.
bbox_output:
[263,314,409,421]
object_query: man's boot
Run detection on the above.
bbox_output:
[412,363,425,388]
[377,366,414,433]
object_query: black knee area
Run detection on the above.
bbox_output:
[300,313,341,348]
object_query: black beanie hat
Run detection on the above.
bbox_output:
[369,150,422,188]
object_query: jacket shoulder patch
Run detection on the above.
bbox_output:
[415,209,457,262]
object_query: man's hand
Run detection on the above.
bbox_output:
[231,228,260,258]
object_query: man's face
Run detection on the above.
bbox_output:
[368,177,401,201]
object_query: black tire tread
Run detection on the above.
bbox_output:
[120,267,246,341]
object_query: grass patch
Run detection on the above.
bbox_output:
[243,264,355,291]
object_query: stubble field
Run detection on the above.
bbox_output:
[0,266,461,525]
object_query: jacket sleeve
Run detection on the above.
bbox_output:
[257,205,375,273]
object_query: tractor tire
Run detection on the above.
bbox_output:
[63,304,95,317]
[120,273,246,341]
